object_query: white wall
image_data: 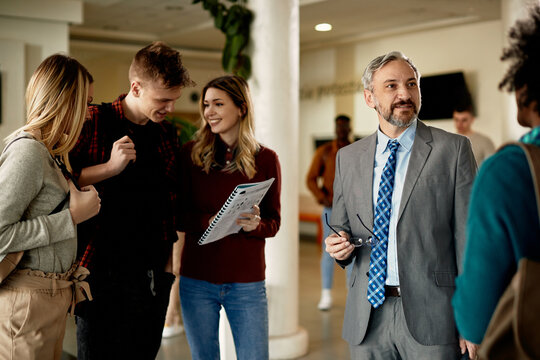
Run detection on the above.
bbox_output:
[0,39,26,143]
[299,20,504,197]
[0,17,72,142]
[0,0,220,146]
[299,48,336,198]
[353,20,504,140]
[0,0,82,145]
[0,5,507,199]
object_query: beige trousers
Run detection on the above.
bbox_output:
[0,265,90,360]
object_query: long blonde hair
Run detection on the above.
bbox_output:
[191,75,260,179]
[6,54,92,171]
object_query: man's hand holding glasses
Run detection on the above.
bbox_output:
[325,231,355,261]
[324,213,380,261]
[324,213,355,261]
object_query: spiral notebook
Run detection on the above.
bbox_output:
[198,177,275,245]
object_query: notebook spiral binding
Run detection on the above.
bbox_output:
[198,187,241,244]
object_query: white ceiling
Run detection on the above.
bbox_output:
[70,0,501,53]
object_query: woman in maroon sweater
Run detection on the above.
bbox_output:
[178,75,281,360]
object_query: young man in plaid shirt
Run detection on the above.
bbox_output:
[70,41,193,359]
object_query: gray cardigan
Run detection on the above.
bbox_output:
[0,132,77,273]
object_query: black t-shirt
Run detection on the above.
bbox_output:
[98,118,170,270]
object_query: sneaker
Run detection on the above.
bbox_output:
[162,323,184,338]
[317,290,332,311]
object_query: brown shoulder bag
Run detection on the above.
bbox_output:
[479,143,540,360]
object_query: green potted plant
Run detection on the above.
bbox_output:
[166,116,199,145]
[193,0,253,79]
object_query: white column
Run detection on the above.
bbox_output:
[500,0,536,141]
[249,0,309,358]
[219,308,237,359]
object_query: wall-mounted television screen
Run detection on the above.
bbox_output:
[418,71,471,121]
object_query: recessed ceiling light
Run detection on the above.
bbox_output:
[315,23,332,32]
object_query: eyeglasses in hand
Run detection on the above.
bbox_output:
[324,213,380,247]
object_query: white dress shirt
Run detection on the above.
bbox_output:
[372,120,417,286]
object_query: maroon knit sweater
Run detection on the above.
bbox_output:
[178,139,281,283]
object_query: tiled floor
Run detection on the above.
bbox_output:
[62,236,350,359]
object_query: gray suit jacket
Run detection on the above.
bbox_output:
[332,120,476,346]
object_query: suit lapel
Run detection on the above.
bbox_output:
[398,121,432,221]
[356,133,377,228]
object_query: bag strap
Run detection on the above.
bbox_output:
[501,142,540,221]
[49,195,68,215]
[3,136,71,214]
[54,157,81,191]
[2,136,30,155]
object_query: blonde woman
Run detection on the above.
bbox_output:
[178,75,281,360]
[0,54,100,360]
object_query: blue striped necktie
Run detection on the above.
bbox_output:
[367,139,400,308]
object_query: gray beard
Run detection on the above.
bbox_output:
[386,114,416,128]
[376,106,417,129]
[373,96,420,129]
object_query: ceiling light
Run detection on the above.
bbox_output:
[315,23,332,32]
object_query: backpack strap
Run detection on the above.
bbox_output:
[500,142,540,222]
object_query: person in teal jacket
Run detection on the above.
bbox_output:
[452,4,540,358]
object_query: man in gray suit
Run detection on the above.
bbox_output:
[325,51,477,359]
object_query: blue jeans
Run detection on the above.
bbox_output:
[180,276,269,360]
[321,207,352,289]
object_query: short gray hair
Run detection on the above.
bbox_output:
[362,51,421,91]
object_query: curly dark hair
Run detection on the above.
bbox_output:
[499,4,540,114]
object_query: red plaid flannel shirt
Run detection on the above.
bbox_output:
[70,95,179,269]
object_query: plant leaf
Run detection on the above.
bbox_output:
[236,55,251,79]
[222,41,232,71]
[194,0,253,79]
[228,54,238,73]
[214,5,225,29]
[229,33,247,55]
